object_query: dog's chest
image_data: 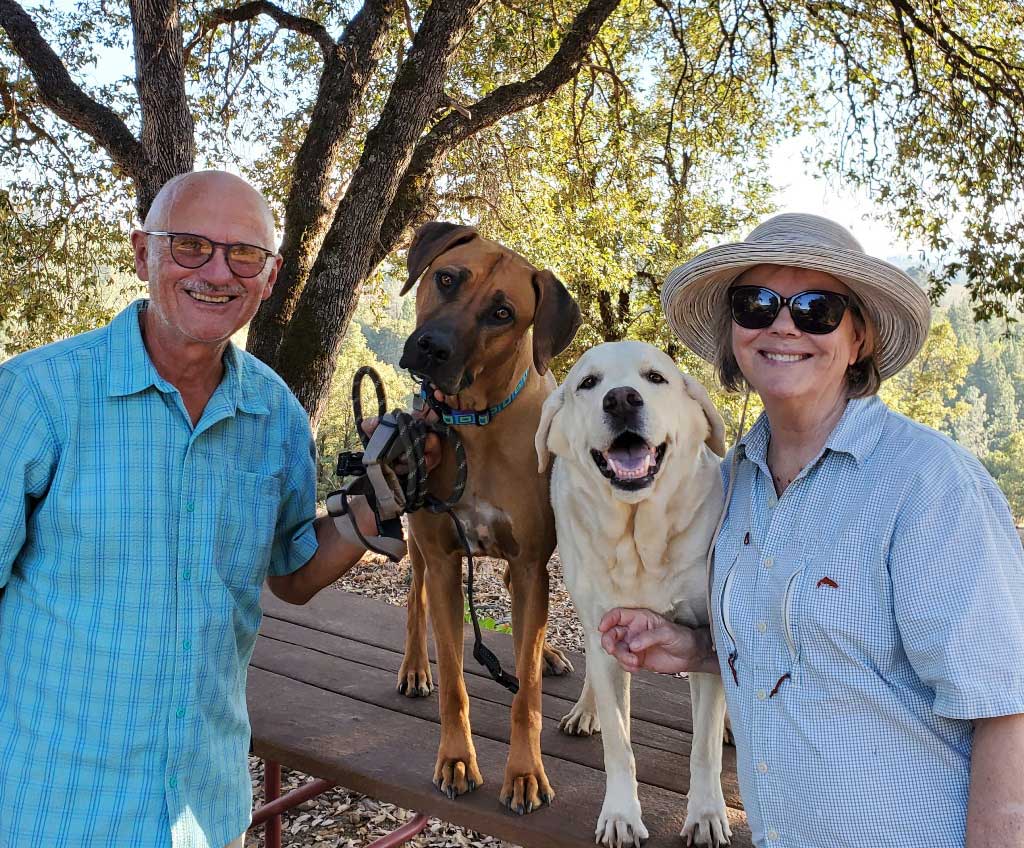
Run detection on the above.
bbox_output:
[567,530,707,621]
[452,500,520,560]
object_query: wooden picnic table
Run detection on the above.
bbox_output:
[248,587,753,848]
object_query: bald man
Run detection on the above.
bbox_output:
[0,171,392,847]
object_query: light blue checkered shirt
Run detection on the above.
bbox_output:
[0,300,319,847]
[712,395,1024,848]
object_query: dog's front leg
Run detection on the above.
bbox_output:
[585,630,648,848]
[502,565,574,676]
[502,559,554,813]
[425,548,483,798]
[397,535,432,697]
[559,669,601,736]
[682,673,731,846]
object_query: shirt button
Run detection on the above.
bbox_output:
[757,761,769,774]
[186,501,195,513]
[768,830,779,841]
[169,776,178,789]
[176,707,186,718]
[756,621,767,633]
[182,569,191,580]
[182,639,191,651]
[756,689,767,701]
[764,556,774,569]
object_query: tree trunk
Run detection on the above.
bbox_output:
[247,0,400,368]
[276,0,624,425]
[128,0,195,218]
[274,0,485,427]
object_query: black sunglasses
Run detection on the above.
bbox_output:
[144,231,275,279]
[729,285,850,335]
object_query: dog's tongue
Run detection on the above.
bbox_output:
[605,444,654,480]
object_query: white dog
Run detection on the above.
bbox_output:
[535,341,731,848]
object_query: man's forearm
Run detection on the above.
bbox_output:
[267,514,370,604]
[967,713,1024,847]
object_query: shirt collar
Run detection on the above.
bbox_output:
[106,300,167,397]
[738,394,886,467]
[106,299,269,416]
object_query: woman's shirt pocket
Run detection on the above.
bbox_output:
[784,548,900,695]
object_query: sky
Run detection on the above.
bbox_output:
[766,136,924,263]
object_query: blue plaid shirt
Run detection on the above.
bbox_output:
[0,300,319,847]
[712,396,1024,847]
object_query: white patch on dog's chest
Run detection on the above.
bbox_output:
[452,500,519,559]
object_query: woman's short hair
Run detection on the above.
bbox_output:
[713,286,881,398]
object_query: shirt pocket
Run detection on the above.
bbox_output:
[770,555,807,665]
[790,548,896,671]
[206,470,281,604]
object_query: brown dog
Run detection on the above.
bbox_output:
[397,222,581,813]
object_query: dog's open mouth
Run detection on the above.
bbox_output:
[590,433,667,491]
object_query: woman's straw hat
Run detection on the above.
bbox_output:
[661,213,931,379]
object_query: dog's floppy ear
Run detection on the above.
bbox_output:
[535,382,567,472]
[402,222,479,295]
[532,270,581,375]
[681,373,726,458]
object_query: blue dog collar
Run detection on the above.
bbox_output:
[421,368,530,426]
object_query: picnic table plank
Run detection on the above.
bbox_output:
[252,627,743,807]
[262,589,698,733]
[259,616,706,761]
[248,667,752,848]
[251,589,753,847]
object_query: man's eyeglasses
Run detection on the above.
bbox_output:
[729,285,850,335]
[144,231,275,279]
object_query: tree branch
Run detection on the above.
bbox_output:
[189,0,335,60]
[373,0,623,268]
[0,0,146,181]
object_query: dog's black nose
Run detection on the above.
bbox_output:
[603,387,643,414]
[411,331,451,363]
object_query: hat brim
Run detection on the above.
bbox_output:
[661,242,931,380]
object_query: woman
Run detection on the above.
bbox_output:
[599,214,1024,847]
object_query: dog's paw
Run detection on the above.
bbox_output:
[559,702,600,736]
[595,800,648,848]
[500,769,554,815]
[433,757,483,800]
[396,663,433,698]
[680,797,731,846]
[542,642,575,676]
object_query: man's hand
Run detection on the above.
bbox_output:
[359,389,444,473]
[599,607,717,675]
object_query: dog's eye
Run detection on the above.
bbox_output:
[436,272,455,289]
[646,371,667,385]
[492,305,514,322]
[578,375,599,390]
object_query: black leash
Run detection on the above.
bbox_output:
[344,367,519,694]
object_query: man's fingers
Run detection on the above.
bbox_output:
[360,415,380,438]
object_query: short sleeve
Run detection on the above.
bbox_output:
[267,403,319,577]
[889,473,1024,720]
[0,367,59,588]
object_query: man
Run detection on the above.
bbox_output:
[0,171,417,847]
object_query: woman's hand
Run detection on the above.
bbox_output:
[599,607,714,675]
